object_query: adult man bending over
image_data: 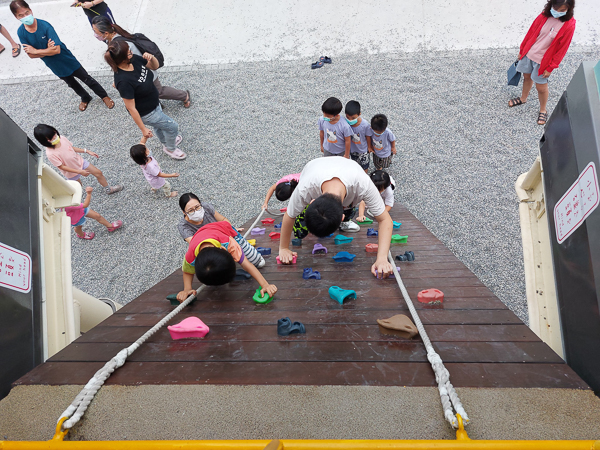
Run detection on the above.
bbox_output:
[278,156,394,278]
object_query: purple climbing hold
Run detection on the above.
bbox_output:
[312,243,328,254]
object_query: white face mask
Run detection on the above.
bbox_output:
[187,208,205,222]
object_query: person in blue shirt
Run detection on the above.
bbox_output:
[10,0,114,112]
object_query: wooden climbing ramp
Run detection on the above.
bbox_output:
[14,204,589,390]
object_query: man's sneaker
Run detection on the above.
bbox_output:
[339,220,360,232]
[257,256,266,268]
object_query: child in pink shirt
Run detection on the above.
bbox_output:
[130,137,179,197]
[34,124,123,194]
[65,187,123,240]
[262,173,300,209]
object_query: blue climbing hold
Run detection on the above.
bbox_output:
[329,286,357,305]
[332,251,356,262]
[405,251,415,261]
[256,247,271,256]
[303,268,321,280]
[274,222,282,229]
[291,238,303,246]
[393,221,402,229]
[367,228,378,237]
[277,317,306,336]
[334,235,354,244]
[234,268,252,281]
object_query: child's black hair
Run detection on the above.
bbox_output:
[370,170,392,192]
[371,114,388,132]
[322,97,343,116]
[179,192,201,212]
[130,144,150,166]
[345,100,361,116]
[33,124,60,148]
[304,193,344,237]
[275,179,298,201]
[194,247,236,286]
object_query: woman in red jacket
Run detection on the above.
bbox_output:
[508,0,576,125]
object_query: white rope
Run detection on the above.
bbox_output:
[387,252,470,429]
[58,288,203,430]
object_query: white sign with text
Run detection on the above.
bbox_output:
[0,242,32,294]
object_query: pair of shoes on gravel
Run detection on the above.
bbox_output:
[508,97,548,125]
[77,220,122,240]
[163,135,186,160]
[311,56,332,69]
[0,43,21,57]
[79,96,114,112]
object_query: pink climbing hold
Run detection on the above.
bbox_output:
[167,317,210,340]
[269,232,281,239]
[365,243,378,253]
[276,255,297,264]
[262,218,275,225]
[417,289,444,305]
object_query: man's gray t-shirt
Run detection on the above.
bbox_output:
[177,202,217,240]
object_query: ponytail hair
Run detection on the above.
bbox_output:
[104,39,130,72]
[370,170,391,192]
[92,15,136,40]
[275,179,298,201]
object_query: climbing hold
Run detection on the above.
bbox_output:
[261,218,275,225]
[167,317,210,340]
[321,232,334,238]
[395,254,407,261]
[365,243,379,253]
[253,288,273,304]
[329,286,357,304]
[166,293,180,306]
[312,243,328,254]
[276,255,297,264]
[405,251,415,261]
[334,234,354,244]
[291,238,303,246]
[280,207,287,212]
[234,268,252,281]
[418,289,444,305]
[332,251,356,262]
[274,222,282,229]
[256,247,271,256]
[247,239,256,247]
[377,315,418,338]
[393,221,402,229]
[251,227,266,235]
[367,228,378,237]
[302,268,321,280]
[356,217,373,225]
[269,232,281,239]
[391,235,408,244]
[277,317,306,336]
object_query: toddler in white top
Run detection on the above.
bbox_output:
[130,137,179,197]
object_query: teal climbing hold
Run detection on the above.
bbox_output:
[332,251,356,262]
[167,294,179,306]
[334,234,354,244]
[391,235,408,244]
[329,286,357,305]
[393,221,402,229]
[253,288,273,304]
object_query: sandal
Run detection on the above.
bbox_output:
[77,231,95,240]
[508,97,525,107]
[79,101,89,112]
[163,147,187,160]
[102,97,115,109]
[311,60,324,70]
[107,220,123,232]
[12,44,21,57]
[537,111,548,125]
[0,45,4,55]
[183,90,191,108]
[319,56,332,64]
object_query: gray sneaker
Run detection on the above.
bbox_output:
[106,184,123,195]
[339,220,360,232]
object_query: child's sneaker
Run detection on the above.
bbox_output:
[163,147,187,160]
[107,220,123,232]
[339,220,360,232]
[77,231,95,240]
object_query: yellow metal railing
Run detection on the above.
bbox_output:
[1,416,598,450]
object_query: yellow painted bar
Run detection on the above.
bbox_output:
[1,439,599,449]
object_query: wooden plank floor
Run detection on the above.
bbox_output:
[15,204,589,390]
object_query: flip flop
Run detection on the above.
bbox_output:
[13,44,21,57]
[319,56,332,64]
[183,90,191,108]
[102,97,114,109]
[0,46,4,55]
[311,61,324,70]
[79,101,89,112]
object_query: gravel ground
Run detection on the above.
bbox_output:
[1,47,599,323]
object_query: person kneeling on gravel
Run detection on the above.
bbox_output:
[64,187,123,240]
[177,222,275,302]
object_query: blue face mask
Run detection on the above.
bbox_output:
[346,117,358,126]
[373,130,383,136]
[20,14,34,26]
[550,7,567,18]
[322,116,332,122]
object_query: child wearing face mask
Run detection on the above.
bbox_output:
[130,137,179,197]
[319,97,352,158]
[368,114,397,170]
[345,100,373,173]
[33,123,123,194]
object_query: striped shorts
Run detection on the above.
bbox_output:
[373,154,393,170]
[234,232,264,267]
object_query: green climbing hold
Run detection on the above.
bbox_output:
[356,217,373,225]
[391,235,408,244]
[253,288,273,304]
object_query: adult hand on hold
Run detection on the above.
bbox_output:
[261,284,278,297]
[278,248,297,264]
[177,289,196,302]
[142,127,154,139]
[542,70,551,78]
[372,258,393,279]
